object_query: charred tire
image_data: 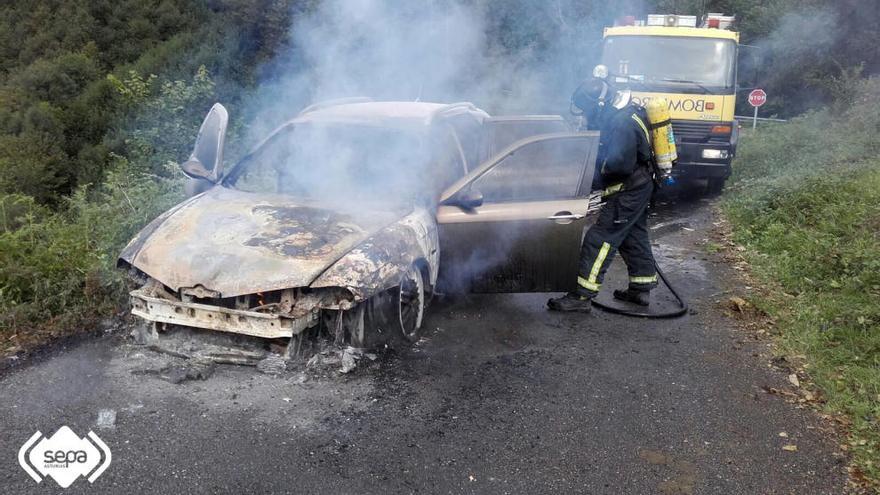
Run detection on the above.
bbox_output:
[397,264,425,343]
[358,264,425,348]
[344,305,371,348]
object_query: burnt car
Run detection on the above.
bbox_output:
[118,99,602,353]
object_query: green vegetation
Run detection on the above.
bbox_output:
[0,0,298,342]
[0,70,208,336]
[723,79,880,485]
[0,0,295,202]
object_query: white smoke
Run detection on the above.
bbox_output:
[220,0,642,288]
[242,0,630,132]
[245,0,486,136]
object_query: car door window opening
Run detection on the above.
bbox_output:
[471,138,593,203]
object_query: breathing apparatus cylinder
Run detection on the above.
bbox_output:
[644,98,677,183]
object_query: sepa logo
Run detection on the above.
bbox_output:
[18,426,111,488]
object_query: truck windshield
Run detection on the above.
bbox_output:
[602,36,736,92]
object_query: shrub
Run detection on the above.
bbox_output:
[0,67,213,337]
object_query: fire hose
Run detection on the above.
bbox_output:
[580,193,689,318]
[589,259,689,318]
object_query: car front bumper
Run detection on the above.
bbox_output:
[130,289,319,339]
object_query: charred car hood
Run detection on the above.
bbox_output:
[119,187,401,297]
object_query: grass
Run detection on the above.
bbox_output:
[722,78,880,489]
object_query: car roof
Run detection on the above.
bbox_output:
[227,101,491,180]
[293,101,490,130]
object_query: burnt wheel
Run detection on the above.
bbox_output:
[356,264,425,348]
[397,264,425,343]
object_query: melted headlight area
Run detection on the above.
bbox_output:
[129,278,356,339]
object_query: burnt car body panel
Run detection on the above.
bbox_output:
[311,208,439,301]
[119,186,400,298]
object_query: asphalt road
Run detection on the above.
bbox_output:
[0,198,846,494]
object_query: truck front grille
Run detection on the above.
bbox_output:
[671,120,731,144]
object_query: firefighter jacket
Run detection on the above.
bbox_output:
[592,103,654,193]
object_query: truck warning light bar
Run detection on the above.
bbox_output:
[616,13,735,30]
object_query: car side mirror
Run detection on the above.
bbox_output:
[450,189,484,211]
[180,103,228,184]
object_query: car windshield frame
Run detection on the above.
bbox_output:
[602,35,737,93]
[223,121,434,205]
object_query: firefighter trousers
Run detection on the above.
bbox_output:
[576,180,658,296]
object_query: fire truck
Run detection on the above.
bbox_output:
[600,13,739,193]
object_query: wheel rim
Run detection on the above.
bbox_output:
[398,266,423,341]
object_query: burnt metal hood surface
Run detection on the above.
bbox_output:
[119,186,402,297]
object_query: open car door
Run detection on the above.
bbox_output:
[437,132,602,293]
[182,103,228,197]
[481,115,569,160]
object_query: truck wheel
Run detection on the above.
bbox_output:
[706,178,726,195]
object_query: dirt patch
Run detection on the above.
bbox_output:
[638,449,698,495]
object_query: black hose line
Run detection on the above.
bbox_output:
[590,260,688,318]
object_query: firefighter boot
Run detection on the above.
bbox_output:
[547,292,594,313]
[613,288,650,306]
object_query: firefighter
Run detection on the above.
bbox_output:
[548,77,658,313]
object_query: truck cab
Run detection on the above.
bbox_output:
[600,14,739,193]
